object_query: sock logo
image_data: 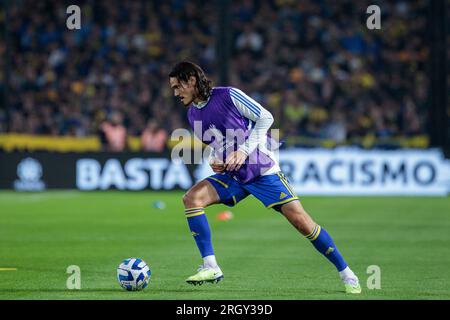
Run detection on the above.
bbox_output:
[191,231,199,237]
[325,247,335,255]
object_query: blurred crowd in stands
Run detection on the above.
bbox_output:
[0,0,429,151]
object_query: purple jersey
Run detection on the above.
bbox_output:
[187,87,276,184]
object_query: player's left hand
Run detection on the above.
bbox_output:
[225,150,247,171]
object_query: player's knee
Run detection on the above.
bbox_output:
[182,191,205,209]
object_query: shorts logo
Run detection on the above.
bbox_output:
[279,192,287,199]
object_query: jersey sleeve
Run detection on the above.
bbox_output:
[229,87,274,155]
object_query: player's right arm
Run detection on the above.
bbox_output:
[229,87,274,156]
[226,87,274,171]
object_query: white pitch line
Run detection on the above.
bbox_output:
[0,268,18,271]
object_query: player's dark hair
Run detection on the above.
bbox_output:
[169,61,213,101]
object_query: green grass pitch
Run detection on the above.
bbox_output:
[0,191,449,300]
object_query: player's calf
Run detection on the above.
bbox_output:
[281,200,361,294]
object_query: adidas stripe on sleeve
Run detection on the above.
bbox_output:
[229,87,274,155]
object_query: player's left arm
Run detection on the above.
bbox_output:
[225,87,274,171]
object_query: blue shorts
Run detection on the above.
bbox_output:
[206,172,299,212]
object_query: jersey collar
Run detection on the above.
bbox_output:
[192,94,211,109]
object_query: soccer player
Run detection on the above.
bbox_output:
[168,61,361,294]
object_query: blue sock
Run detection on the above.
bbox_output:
[306,225,348,272]
[185,207,214,258]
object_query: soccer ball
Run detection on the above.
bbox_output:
[117,258,151,291]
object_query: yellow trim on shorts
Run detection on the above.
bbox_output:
[207,177,229,188]
[277,173,296,196]
[267,196,298,209]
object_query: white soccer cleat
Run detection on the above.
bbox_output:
[342,277,362,294]
[186,265,224,285]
